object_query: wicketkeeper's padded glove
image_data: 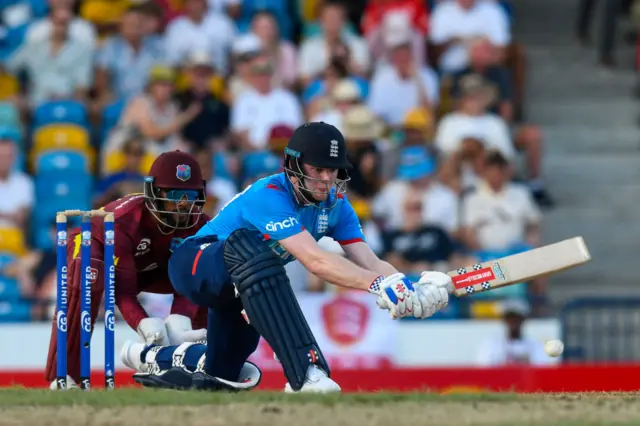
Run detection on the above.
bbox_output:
[165,314,207,345]
[368,273,423,319]
[137,317,170,345]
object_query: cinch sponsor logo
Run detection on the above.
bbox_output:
[265,217,298,232]
[452,267,496,289]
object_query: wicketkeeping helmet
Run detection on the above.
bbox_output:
[144,150,206,230]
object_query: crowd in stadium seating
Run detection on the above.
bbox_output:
[0,0,553,322]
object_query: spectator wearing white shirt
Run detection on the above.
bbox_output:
[27,0,96,47]
[367,29,439,128]
[477,299,553,366]
[228,33,264,103]
[435,76,515,162]
[0,132,33,231]
[164,0,236,74]
[297,0,370,87]
[429,0,510,74]
[460,151,541,254]
[231,55,303,151]
[372,146,459,237]
[6,7,94,108]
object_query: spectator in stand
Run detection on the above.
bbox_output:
[28,0,96,46]
[402,107,436,152]
[95,6,165,105]
[435,76,515,166]
[429,0,510,74]
[176,51,230,153]
[0,130,33,232]
[367,27,439,128]
[451,38,552,206]
[459,151,544,301]
[228,33,264,102]
[381,190,461,279]
[372,146,459,238]
[477,299,553,365]
[164,0,236,74]
[230,55,303,152]
[138,1,167,40]
[365,8,427,68]
[6,6,93,108]
[341,105,384,205]
[251,10,297,90]
[309,78,364,131]
[79,0,132,39]
[266,124,294,156]
[298,0,370,88]
[104,65,200,157]
[94,137,146,208]
[438,135,486,195]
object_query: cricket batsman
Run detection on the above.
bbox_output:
[121,122,453,393]
[45,151,212,389]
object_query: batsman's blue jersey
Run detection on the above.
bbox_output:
[193,173,365,264]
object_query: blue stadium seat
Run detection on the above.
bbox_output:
[213,151,233,180]
[101,98,125,142]
[33,100,89,129]
[35,176,92,202]
[35,150,90,175]
[0,276,22,302]
[0,300,32,323]
[0,21,29,58]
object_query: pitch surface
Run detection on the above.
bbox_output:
[1,389,639,425]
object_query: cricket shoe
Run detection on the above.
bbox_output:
[49,375,79,391]
[284,365,341,393]
[122,340,194,390]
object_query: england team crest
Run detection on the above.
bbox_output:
[176,164,191,181]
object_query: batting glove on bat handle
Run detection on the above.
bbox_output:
[419,271,455,294]
[368,273,423,319]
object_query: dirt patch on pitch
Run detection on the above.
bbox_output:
[3,396,640,426]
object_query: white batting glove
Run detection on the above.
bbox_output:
[368,273,422,319]
[164,314,207,345]
[414,271,453,318]
[137,317,170,345]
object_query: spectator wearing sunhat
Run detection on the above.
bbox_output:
[372,145,459,237]
[341,105,385,208]
[476,299,553,366]
[176,50,230,152]
[367,26,439,128]
[310,79,364,132]
[228,33,265,102]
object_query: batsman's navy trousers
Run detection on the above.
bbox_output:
[168,235,260,380]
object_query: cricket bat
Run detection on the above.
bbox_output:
[448,236,591,297]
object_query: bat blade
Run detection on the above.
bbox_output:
[448,237,591,297]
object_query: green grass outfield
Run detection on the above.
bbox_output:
[1,388,640,425]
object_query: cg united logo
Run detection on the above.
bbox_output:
[81,311,91,333]
[105,309,115,332]
[56,310,67,332]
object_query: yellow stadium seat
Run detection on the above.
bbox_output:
[103,150,157,176]
[351,199,371,221]
[0,73,19,101]
[30,125,95,170]
[0,227,27,257]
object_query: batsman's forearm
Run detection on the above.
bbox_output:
[308,252,380,291]
[116,294,149,330]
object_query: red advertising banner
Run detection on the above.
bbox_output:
[5,365,640,392]
[247,292,397,370]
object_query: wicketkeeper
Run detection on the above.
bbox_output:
[45,151,211,389]
[121,122,452,393]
